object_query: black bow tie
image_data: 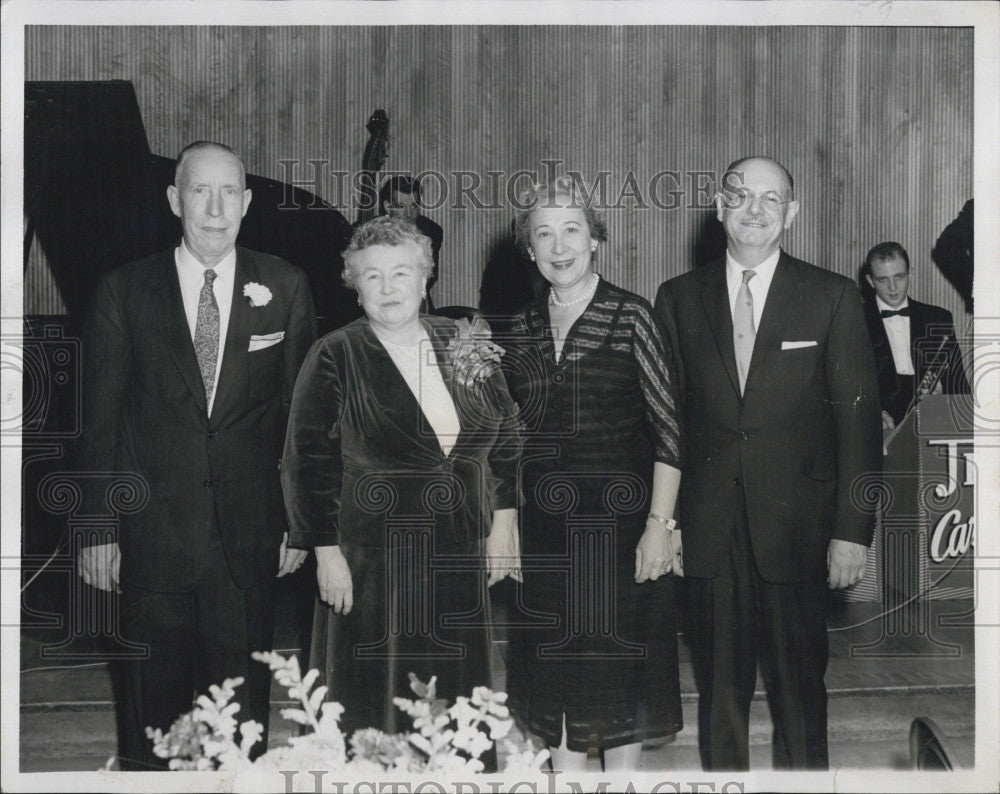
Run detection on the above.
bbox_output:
[880,307,910,318]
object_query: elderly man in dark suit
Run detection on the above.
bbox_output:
[654,157,882,771]
[862,241,970,430]
[76,141,316,769]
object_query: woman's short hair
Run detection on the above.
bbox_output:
[342,216,435,289]
[512,175,609,252]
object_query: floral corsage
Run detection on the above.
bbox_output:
[447,316,504,388]
[243,282,272,308]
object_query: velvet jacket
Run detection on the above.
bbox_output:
[282,316,521,551]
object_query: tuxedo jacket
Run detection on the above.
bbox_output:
[281,316,521,551]
[654,253,883,583]
[862,296,970,425]
[415,215,444,284]
[77,245,316,591]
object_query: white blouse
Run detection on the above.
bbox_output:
[378,333,462,455]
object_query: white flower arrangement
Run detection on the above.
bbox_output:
[243,282,272,307]
[143,651,548,785]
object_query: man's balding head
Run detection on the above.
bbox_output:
[721,156,795,200]
[167,141,252,266]
[174,141,247,191]
[715,157,799,267]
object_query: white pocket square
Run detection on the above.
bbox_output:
[781,340,817,350]
[248,332,285,352]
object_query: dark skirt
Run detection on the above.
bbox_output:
[308,532,494,737]
[506,520,683,752]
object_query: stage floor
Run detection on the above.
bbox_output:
[17,577,975,772]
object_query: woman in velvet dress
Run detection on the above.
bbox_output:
[504,177,684,771]
[281,216,521,740]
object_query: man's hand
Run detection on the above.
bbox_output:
[668,529,683,578]
[486,508,520,587]
[827,539,867,589]
[315,545,353,614]
[77,542,121,593]
[881,410,895,432]
[277,532,307,577]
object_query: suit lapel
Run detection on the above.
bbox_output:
[212,249,255,418]
[746,254,802,390]
[152,249,209,417]
[865,297,892,350]
[864,296,897,386]
[699,262,740,395]
[425,319,467,454]
[908,300,923,377]
[361,321,449,458]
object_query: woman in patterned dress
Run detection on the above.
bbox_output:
[503,176,684,771]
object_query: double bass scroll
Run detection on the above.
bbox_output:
[356,109,390,227]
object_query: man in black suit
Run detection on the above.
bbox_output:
[862,241,971,430]
[76,141,316,769]
[655,157,882,770]
[378,175,444,308]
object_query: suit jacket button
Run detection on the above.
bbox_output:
[202,479,212,488]
[207,431,218,439]
[740,431,750,440]
[733,476,742,486]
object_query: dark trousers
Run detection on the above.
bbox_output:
[684,497,830,771]
[117,533,275,770]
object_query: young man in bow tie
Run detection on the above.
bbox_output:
[75,141,316,768]
[863,241,971,431]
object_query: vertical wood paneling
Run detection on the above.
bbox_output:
[25,25,972,333]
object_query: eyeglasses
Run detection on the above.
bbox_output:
[718,189,791,210]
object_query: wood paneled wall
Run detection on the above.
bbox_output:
[26,25,972,333]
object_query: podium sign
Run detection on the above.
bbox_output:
[884,394,974,600]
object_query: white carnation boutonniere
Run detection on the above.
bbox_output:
[243,282,272,308]
[447,316,504,388]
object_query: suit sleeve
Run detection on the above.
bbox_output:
[941,312,971,395]
[932,199,974,311]
[825,281,883,546]
[281,339,345,548]
[75,272,131,546]
[429,222,443,289]
[281,268,318,422]
[653,281,686,391]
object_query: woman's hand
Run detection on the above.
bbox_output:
[635,517,682,582]
[486,508,520,587]
[277,532,307,577]
[315,545,353,614]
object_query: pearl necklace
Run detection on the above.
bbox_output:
[549,273,599,307]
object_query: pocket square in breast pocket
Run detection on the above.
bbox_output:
[248,331,285,352]
[781,340,817,350]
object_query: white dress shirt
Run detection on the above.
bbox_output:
[875,295,914,376]
[726,248,781,330]
[175,241,236,415]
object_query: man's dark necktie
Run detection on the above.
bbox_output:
[733,269,756,394]
[194,268,220,404]
[880,307,910,318]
